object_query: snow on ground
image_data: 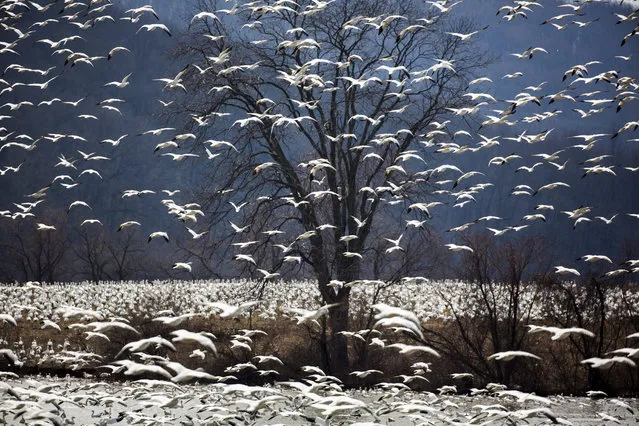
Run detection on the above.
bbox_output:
[0,376,637,425]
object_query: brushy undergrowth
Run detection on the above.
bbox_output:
[1,279,637,396]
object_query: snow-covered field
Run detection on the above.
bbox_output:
[2,279,638,324]
[1,279,638,424]
[1,376,637,425]
[1,279,637,373]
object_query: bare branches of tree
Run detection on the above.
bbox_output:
[167,0,489,373]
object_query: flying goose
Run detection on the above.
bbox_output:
[136,23,172,37]
[554,266,580,276]
[148,232,169,243]
[118,221,141,231]
[162,153,199,162]
[445,243,473,253]
[488,351,541,361]
[104,73,132,89]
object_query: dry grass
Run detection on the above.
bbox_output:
[2,305,638,395]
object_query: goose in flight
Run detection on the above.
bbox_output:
[87,320,140,335]
[406,219,427,229]
[257,269,280,280]
[581,357,636,370]
[572,18,599,28]
[582,165,616,178]
[488,351,541,361]
[101,134,128,146]
[468,76,493,86]
[190,11,220,25]
[24,75,58,90]
[448,222,477,233]
[601,269,631,279]
[427,0,463,14]
[148,232,169,243]
[427,58,457,74]
[445,243,474,253]
[532,181,570,196]
[343,251,363,259]
[611,120,639,139]
[170,330,217,355]
[383,234,404,248]
[0,140,38,152]
[349,369,383,379]
[107,46,130,60]
[139,127,175,136]
[451,372,473,380]
[285,303,341,325]
[284,255,302,264]
[548,160,569,171]
[253,162,277,174]
[109,360,172,379]
[115,336,176,358]
[351,216,367,228]
[136,23,172,37]
[153,309,198,327]
[125,5,160,20]
[516,162,543,173]
[36,223,56,231]
[232,241,258,250]
[386,343,440,357]
[162,153,199,162]
[596,214,618,225]
[488,154,522,166]
[233,254,256,265]
[463,92,497,103]
[164,361,220,383]
[104,73,132,89]
[532,149,564,162]
[207,301,260,319]
[563,206,592,220]
[487,227,514,237]
[527,325,595,340]
[154,141,178,152]
[578,254,612,264]
[205,139,239,152]
[446,25,489,41]
[229,201,248,212]
[230,221,249,233]
[607,347,639,358]
[68,200,91,212]
[172,262,192,272]
[118,221,141,231]
[502,72,524,79]
[1,101,33,110]
[523,214,546,223]
[554,266,580,276]
[513,47,548,59]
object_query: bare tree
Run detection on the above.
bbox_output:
[0,212,70,283]
[106,229,145,281]
[169,0,489,374]
[541,273,636,393]
[426,233,549,386]
[71,228,113,284]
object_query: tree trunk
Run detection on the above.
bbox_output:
[327,289,351,377]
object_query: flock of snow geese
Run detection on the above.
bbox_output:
[0,0,638,424]
[0,279,638,424]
